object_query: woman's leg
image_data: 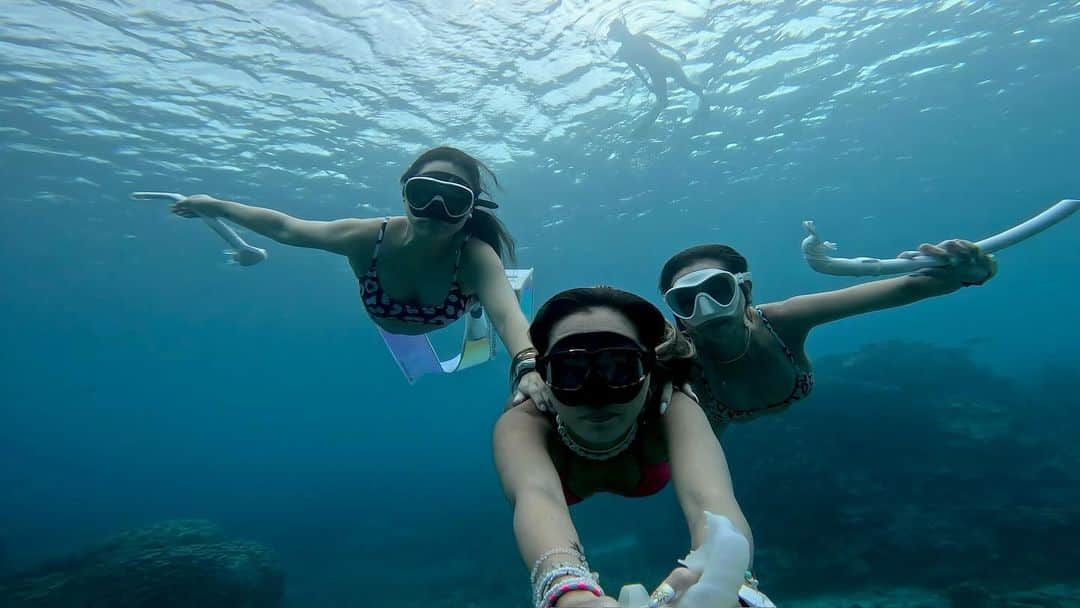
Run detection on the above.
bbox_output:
[633,69,669,134]
[671,66,708,116]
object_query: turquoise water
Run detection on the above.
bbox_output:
[1,1,1078,606]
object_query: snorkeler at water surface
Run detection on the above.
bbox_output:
[607,18,707,135]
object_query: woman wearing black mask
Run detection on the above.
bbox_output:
[494,287,763,608]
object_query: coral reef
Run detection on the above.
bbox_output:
[719,341,1080,602]
[0,519,284,608]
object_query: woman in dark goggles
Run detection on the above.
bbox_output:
[494,286,757,608]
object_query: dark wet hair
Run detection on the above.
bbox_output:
[658,244,751,298]
[400,146,516,262]
[530,286,695,385]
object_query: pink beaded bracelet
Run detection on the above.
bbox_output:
[542,577,603,608]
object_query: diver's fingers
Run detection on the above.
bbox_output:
[917,242,949,258]
[533,384,554,412]
[649,568,700,607]
[169,201,199,218]
[918,267,951,279]
[958,240,983,264]
[660,381,674,414]
[647,583,676,608]
[679,382,699,403]
[941,239,966,257]
[956,239,979,253]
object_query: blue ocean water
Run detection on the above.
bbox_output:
[1,1,1078,607]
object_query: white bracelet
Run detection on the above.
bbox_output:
[511,356,538,390]
[529,547,585,585]
[533,565,592,608]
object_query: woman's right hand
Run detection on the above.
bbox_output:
[170,194,226,219]
[648,566,700,607]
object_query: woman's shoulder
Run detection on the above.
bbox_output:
[495,401,553,434]
[339,216,399,262]
[659,390,712,431]
[462,234,501,261]
[755,301,811,358]
[458,237,506,291]
[340,215,402,242]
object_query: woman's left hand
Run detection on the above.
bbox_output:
[648,567,700,607]
[898,239,997,287]
[513,370,555,412]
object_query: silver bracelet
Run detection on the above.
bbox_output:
[511,356,538,390]
[530,547,585,585]
[533,565,593,608]
[534,567,579,608]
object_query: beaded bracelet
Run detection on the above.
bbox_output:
[510,348,539,390]
[541,576,603,608]
[512,357,537,390]
[533,566,590,607]
[530,547,585,585]
[533,560,588,589]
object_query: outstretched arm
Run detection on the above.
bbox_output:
[464,240,532,356]
[664,392,753,553]
[171,194,379,257]
[640,34,687,60]
[648,392,754,605]
[768,239,997,341]
[464,241,555,411]
[493,408,617,607]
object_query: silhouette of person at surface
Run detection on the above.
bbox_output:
[608,18,707,135]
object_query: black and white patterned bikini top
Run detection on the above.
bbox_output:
[359,218,470,327]
[691,306,815,426]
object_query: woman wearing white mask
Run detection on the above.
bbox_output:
[657,241,996,434]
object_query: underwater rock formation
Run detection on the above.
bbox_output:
[0,519,284,608]
[717,340,1080,600]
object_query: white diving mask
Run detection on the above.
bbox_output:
[663,268,752,327]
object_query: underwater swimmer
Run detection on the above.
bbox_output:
[167,146,554,408]
[657,240,996,433]
[607,18,707,135]
[494,287,760,608]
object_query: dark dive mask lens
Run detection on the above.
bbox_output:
[404,173,476,221]
[539,332,652,407]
